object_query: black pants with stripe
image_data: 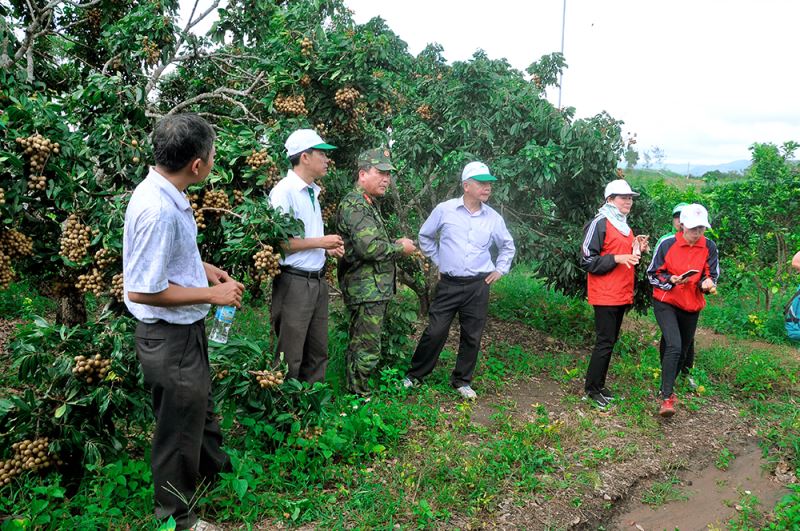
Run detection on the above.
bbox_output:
[653,299,700,399]
[135,319,230,531]
[585,304,627,394]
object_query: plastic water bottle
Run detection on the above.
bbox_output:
[209,305,236,344]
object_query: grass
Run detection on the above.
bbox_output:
[1,267,799,529]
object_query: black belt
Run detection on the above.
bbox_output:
[441,273,489,284]
[280,265,326,279]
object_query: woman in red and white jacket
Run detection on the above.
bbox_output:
[580,179,650,409]
[647,203,719,417]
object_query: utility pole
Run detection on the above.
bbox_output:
[558,0,566,109]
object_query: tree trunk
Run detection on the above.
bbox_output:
[56,286,87,327]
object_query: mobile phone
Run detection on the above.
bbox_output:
[678,269,700,280]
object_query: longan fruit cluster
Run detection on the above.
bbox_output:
[233,189,244,205]
[203,189,230,212]
[72,354,111,384]
[376,100,393,117]
[300,37,313,56]
[322,203,336,224]
[16,134,59,191]
[86,8,102,31]
[262,164,281,191]
[75,267,104,295]
[0,188,5,205]
[59,214,93,263]
[93,248,116,269]
[253,244,281,281]
[253,369,284,389]
[1,438,60,485]
[315,122,329,138]
[412,249,430,273]
[334,87,361,110]
[215,368,229,380]
[110,273,124,302]
[190,193,206,229]
[416,104,433,120]
[142,37,161,65]
[1,229,34,258]
[300,74,311,87]
[0,252,13,289]
[274,94,307,116]
[324,257,337,287]
[245,149,271,170]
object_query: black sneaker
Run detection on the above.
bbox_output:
[583,392,611,410]
[599,387,615,401]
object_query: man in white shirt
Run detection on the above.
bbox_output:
[268,129,344,383]
[123,114,244,531]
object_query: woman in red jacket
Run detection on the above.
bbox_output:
[647,204,719,417]
[580,179,650,409]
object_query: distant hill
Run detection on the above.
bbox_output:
[661,160,750,177]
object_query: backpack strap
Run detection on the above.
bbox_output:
[784,287,800,323]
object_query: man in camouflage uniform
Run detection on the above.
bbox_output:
[336,148,417,396]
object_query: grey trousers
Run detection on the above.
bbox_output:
[270,272,329,383]
[135,319,230,531]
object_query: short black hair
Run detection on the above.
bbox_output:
[289,148,316,168]
[152,113,216,172]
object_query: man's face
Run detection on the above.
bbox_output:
[303,149,330,179]
[463,178,492,202]
[359,166,392,197]
[672,214,682,231]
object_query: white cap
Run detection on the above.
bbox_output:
[604,179,640,199]
[284,129,336,157]
[461,161,497,182]
[680,203,711,229]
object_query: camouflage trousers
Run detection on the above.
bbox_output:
[345,301,388,396]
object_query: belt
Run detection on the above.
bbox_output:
[441,273,489,284]
[280,265,326,279]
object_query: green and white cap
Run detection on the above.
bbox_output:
[285,129,336,157]
[461,161,497,182]
[672,202,689,216]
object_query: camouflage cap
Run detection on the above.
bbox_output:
[358,148,396,171]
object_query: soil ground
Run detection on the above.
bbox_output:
[421,316,795,530]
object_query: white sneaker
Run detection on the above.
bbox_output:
[189,519,223,531]
[401,377,416,389]
[456,385,477,400]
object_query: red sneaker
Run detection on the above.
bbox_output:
[659,394,677,417]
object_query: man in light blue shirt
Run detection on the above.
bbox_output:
[403,161,515,399]
[268,129,344,383]
[124,114,244,531]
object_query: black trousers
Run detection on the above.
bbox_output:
[584,305,627,394]
[270,271,329,383]
[408,274,490,388]
[135,320,230,531]
[653,299,700,399]
[660,336,695,375]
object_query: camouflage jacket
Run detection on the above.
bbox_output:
[336,186,403,305]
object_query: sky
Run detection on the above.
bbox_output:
[181,0,800,166]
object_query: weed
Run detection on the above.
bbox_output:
[640,475,689,506]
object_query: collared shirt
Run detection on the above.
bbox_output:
[269,169,325,271]
[123,168,210,324]
[418,196,516,277]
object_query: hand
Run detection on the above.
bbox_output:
[326,245,345,258]
[204,262,232,285]
[669,274,690,285]
[615,254,640,268]
[636,234,650,254]
[319,234,344,250]
[209,280,244,308]
[396,237,416,256]
[485,271,502,285]
[701,277,716,292]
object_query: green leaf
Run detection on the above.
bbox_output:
[54,404,67,418]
